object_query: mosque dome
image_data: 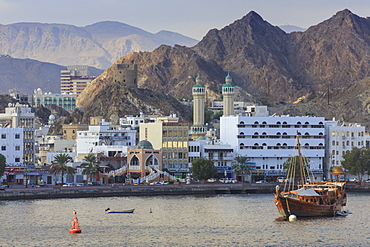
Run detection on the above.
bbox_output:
[332,166,344,174]
[49,115,56,121]
[222,74,234,88]
[194,76,204,87]
[137,140,153,149]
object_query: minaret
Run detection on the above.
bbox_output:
[222,74,235,116]
[191,76,206,137]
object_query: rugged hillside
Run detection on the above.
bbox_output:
[0,56,63,94]
[288,9,370,92]
[76,9,370,128]
[77,67,192,124]
[0,21,198,69]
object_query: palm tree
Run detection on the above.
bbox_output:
[49,153,74,184]
[79,153,101,182]
[232,155,252,182]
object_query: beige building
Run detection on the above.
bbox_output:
[139,116,189,174]
[62,124,88,140]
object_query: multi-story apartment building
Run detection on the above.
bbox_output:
[0,128,24,167]
[325,120,367,178]
[220,115,326,180]
[76,121,136,163]
[61,65,96,96]
[139,116,189,175]
[188,138,234,178]
[33,88,77,111]
[0,103,35,166]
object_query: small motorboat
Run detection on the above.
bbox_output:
[105,208,135,213]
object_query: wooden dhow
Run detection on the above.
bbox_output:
[274,135,347,218]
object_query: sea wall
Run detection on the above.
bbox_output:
[1,183,366,201]
[0,184,274,200]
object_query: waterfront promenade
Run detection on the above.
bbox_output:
[0,182,367,200]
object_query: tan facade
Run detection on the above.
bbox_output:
[62,124,88,140]
[139,117,189,171]
[127,147,162,178]
[90,116,103,125]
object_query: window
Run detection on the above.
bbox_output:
[1,146,5,151]
[1,134,5,139]
[15,157,20,162]
[15,146,20,151]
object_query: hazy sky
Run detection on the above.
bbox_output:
[0,0,369,40]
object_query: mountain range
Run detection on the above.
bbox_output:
[77,9,370,129]
[2,9,370,130]
[0,21,198,69]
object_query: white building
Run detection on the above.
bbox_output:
[189,138,235,178]
[325,120,367,178]
[119,115,145,129]
[0,103,35,165]
[0,128,24,167]
[220,115,326,180]
[76,122,136,162]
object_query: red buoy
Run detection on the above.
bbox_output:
[69,210,82,234]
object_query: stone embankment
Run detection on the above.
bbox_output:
[0,182,366,201]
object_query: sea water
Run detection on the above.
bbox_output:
[0,193,369,246]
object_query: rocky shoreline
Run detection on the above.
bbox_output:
[0,183,368,201]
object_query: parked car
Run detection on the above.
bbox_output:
[206,178,217,183]
[228,178,238,184]
[88,182,101,186]
[76,183,87,186]
[276,177,286,183]
[36,184,48,187]
[63,183,76,187]
[219,178,237,184]
[256,180,267,183]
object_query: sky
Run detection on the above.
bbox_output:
[0,0,370,40]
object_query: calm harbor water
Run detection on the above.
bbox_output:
[1,193,369,247]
